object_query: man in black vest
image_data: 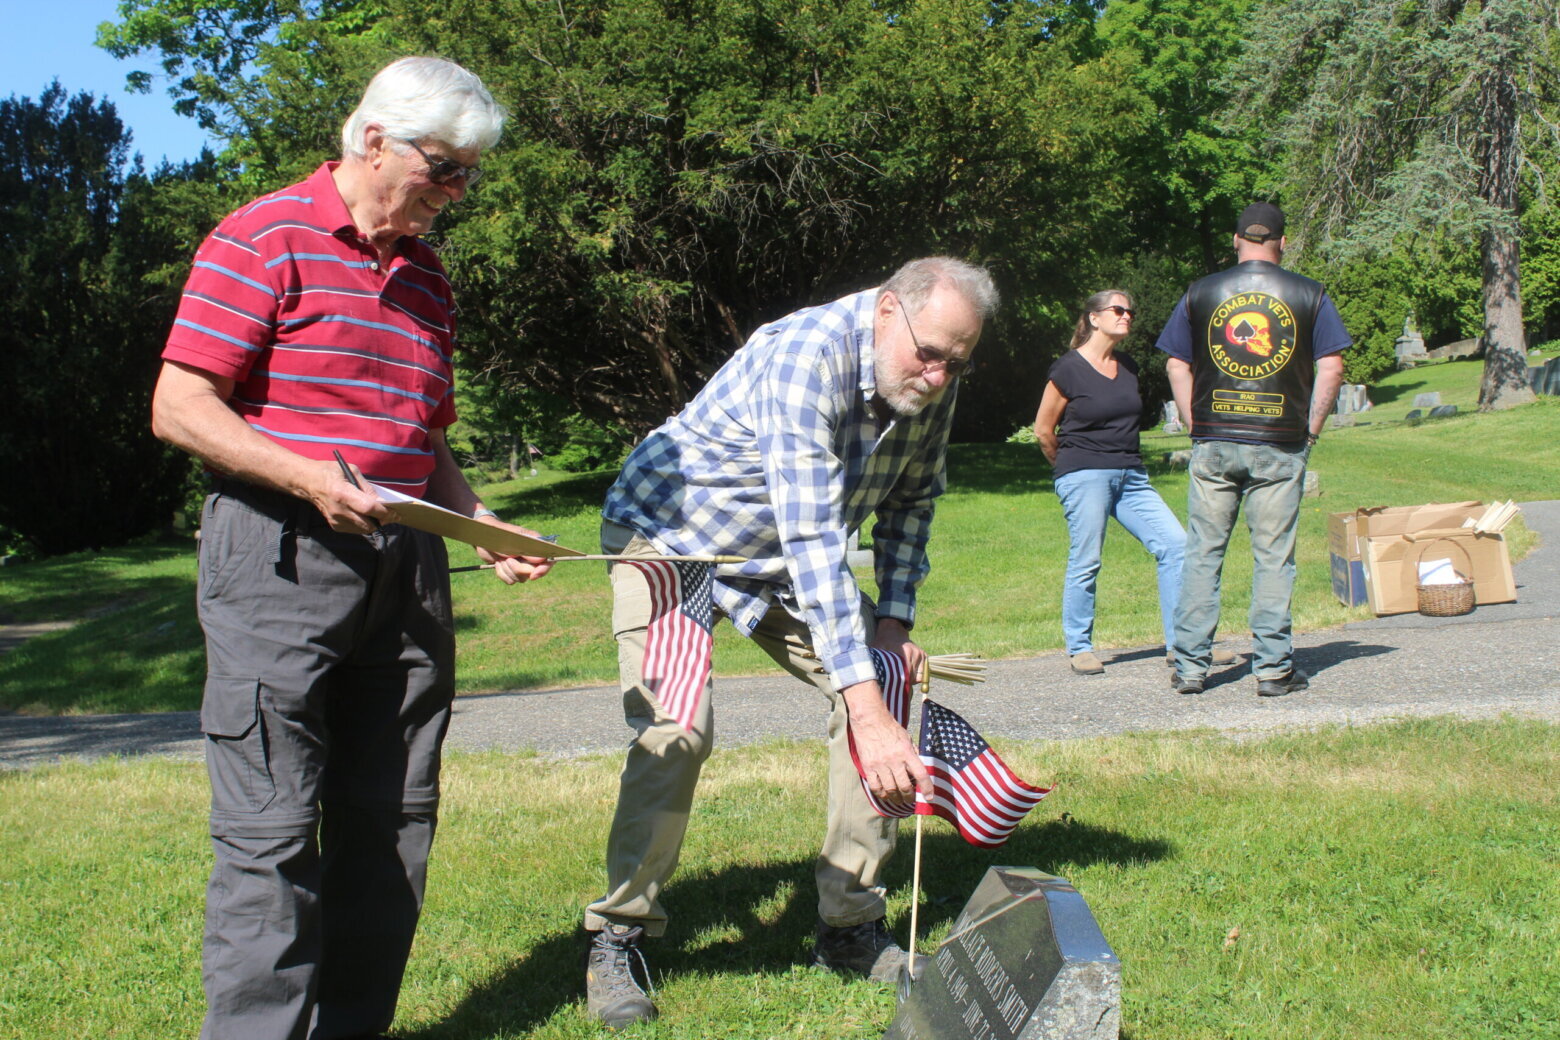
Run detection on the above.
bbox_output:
[1156,203,1349,697]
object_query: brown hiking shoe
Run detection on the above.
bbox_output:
[811,917,907,982]
[586,924,657,1029]
[1069,651,1105,675]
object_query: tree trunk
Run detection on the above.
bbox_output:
[1477,225,1533,410]
[1475,52,1535,411]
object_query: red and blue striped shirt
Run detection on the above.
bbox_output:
[162,162,457,496]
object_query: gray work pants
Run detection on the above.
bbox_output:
[196,483,454,1040]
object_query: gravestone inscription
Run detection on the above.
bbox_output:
[884,867,1119,1040]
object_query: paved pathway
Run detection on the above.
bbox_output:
[3,503,1556,770]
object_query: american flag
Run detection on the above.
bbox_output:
[625,560,714,733]
[849,647,917,819]
[915,699,1051,848]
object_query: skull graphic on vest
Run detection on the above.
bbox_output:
[1225,311,1274,357]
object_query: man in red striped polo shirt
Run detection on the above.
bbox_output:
[151,57,550,1040]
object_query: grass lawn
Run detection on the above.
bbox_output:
[1,361,1555,715]
[1,717,1554,1039]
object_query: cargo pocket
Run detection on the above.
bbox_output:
[201,676,276,814]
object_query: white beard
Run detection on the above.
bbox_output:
[874,357,942,417]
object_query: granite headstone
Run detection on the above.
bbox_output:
[884,867,1120,1040]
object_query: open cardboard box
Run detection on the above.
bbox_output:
[1361,526,1516,616]
[1327,501,1483,607]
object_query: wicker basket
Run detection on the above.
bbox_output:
[1414,538,1475,617]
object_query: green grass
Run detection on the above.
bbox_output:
[1,717,1555,1038]
[2,362,1556,714]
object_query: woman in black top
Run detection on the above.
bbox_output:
[1034,290,1233,676]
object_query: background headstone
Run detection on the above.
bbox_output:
[1163,450,1192,468]
[1330,414,1357,429]
[1303,471,1321,498]
[1427,338,1479,360]
[1334,384,1371,415]
[1161,420,1184,435]
[1528,356,1560,396]
[1161,401,1177,425]
[885,867,1120,1040]
[1412,391,1441,409]
[1405,408,1424,423]
[1428,404,1458,419]
[1393,315,1426,364]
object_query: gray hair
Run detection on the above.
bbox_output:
[341,57,506,158]
[878,256,1000,320]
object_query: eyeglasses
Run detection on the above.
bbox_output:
[895,294,975,377]
[1096,304,1136,319]
[401,138,482,186]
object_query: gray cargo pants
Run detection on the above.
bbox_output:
[196,482,454,1040]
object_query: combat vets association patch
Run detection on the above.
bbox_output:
[1205,291,1298,380]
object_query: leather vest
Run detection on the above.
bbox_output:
[1184,260,1326,443]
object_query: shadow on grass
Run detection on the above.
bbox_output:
[1368,377,1427,408]
[485,470,617,521]
[0,538,194,624]
[0,582,204,714]
[408,819,1167,1037]
[946,444,1051,497]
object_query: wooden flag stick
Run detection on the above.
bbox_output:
[907,656,932,980]
[450,553,744,573]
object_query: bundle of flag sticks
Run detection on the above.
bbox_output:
[1463,500,1519,534]
[804,649,986,684]
[924,652,986,685]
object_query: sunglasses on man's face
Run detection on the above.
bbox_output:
[401,138,482,186]
[1097,304,1136,319]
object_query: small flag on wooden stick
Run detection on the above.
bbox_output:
[914,699,1052,848]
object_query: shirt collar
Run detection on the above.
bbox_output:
[854,288,881,399]
[306,161,358,236]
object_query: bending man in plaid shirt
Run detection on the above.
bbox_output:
[583,257,998,1028]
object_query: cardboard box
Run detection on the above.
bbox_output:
[1362,527,1516,616]
[1327,502,1483,607]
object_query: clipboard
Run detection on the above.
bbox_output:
[372,483,588,558]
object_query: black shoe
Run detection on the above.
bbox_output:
[1171,674,1204,695]
[1257,669,1309,698]
[586,924,658,1029]
[811,917,907,982]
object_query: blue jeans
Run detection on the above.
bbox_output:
[1054,467,1186,656]
[1173,440,1309,681]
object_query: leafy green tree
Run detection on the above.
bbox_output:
[0,84,221,554]
[1097,0,1270,274]
[1232,0,1560,410]
[98,0,1145,441]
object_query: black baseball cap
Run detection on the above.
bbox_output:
[1236,202,1285,243]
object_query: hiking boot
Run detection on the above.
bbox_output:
[812,917,907,982]
[1257,669,1309,698]
[1069,651,1105,675]
[586,924,657,1029]
[1171,674,1204,695]
[1167,649,1238,668]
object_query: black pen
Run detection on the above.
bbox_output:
[332,449,362,489]
[332,449,379,530]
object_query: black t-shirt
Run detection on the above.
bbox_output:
[1046,349,1143,478]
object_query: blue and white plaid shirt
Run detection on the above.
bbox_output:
[603,289,956,691]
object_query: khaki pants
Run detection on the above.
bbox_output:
[584,522,897,936]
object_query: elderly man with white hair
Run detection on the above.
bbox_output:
[152,57,550,1040]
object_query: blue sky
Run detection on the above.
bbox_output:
[2,0,215,165]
